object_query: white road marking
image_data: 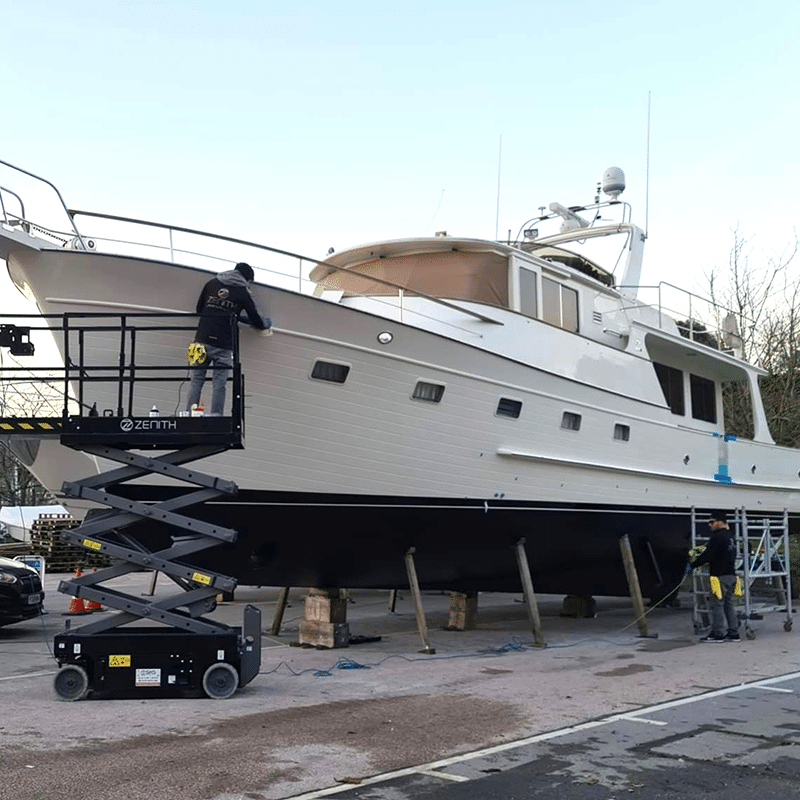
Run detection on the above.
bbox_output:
[0,670,53,682]
[283,670,800,800]
[416,769,470,782]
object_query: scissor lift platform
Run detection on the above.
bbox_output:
[0,314,261,700]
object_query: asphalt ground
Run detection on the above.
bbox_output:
[0,571,797,800]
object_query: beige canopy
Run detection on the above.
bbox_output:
[315,251,509,308]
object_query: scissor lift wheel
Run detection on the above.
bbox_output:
[54,664,90,701]
[202,662,239,699]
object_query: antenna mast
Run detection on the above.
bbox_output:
[645,92,651,239]
[495,134,502,240]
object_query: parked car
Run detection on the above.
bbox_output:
[0,556,44,626]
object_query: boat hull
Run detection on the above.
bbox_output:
[107,488,693,598]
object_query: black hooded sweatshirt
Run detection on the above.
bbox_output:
[194,269,266,349]
[691,527,737,577]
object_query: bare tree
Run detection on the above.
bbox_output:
[705,228,800,445]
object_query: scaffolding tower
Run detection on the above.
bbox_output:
[690,507,793,639]
[0,313,261,700]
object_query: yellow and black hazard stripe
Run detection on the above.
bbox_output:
[0,418,64,433]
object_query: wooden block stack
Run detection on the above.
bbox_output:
[446,591,478,630]
[298,588,350,648]
[29,513,112,573]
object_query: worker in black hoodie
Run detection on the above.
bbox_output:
[186,262,271,415]
[689,510,741,642]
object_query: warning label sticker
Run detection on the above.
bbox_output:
[135,668,161,687]
[109,655,131,667]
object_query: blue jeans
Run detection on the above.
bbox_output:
[186,344,233,416]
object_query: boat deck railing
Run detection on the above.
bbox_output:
[0,159,499,340]
[618,281,755,358]
[0,312,244,449]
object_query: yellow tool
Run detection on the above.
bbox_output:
[188,342,207,365]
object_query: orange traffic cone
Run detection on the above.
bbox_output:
[64,567,90,615]
[85,569,102,612]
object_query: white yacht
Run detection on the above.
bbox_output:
[1,159,794,598]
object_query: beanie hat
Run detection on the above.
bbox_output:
[234,262,255,282]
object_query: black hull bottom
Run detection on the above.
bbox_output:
[107,490,703,599]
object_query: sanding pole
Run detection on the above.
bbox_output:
[405,548,435,654]
[515,538,546,647]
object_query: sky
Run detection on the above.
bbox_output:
[1,0,798,311]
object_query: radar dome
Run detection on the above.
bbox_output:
[601,167,625,199]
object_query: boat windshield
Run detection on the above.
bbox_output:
[315,251,509,308]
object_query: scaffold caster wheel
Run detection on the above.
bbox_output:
[784,619,793,632]
[745,627,756,640]
[54,664,90,701]
[202,662,239,699]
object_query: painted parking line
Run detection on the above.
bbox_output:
[0,670,54,682]
[752,684,793,693]
[284,670,800,800]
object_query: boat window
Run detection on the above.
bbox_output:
[614,423,631,441]
[690,374,717,423]
[721,381,754,439]
[542,277,579,333]
[412,381,445,403]
[561,411,581,431]
[311,361,350,384]
[497,398,522,418]
[653,362,685,415]
[518,268,538,318]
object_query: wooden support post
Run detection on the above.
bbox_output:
[404,548,435,654]
[388,589,399,612]
[270,586,291,636]
[446,591,478,630]
[619,533,656,638]
[515,538,546,647]
[298,588,350,648]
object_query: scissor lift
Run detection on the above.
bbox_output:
[0,313,261,700]
[690,507,793,639]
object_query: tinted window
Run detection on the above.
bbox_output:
[654,362,684,415]
[690,374,717,423]
[519,269,538,318]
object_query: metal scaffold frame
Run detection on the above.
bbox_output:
[690,506,793,639]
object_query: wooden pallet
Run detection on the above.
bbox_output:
[29,514,112,573]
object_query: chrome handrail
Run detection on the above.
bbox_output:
[70,209,502,326]
[0,158,87,248]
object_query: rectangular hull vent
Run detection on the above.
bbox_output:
[311,361,350,383]
[412,381,445,402]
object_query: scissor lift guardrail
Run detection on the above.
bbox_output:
[0,314,261,700]
[691,506,793,639]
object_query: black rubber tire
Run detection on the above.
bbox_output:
[54,664,90,701]
[202,662,239,699]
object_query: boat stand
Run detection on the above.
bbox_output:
[619,534,657,639]
[0,314,261,700]
[515,538,546,647]
[404,548,435,654]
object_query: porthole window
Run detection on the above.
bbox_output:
[561,411,581,431]
[412,381,445,403]
[311,361,350,384]
[497,398,522,419]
